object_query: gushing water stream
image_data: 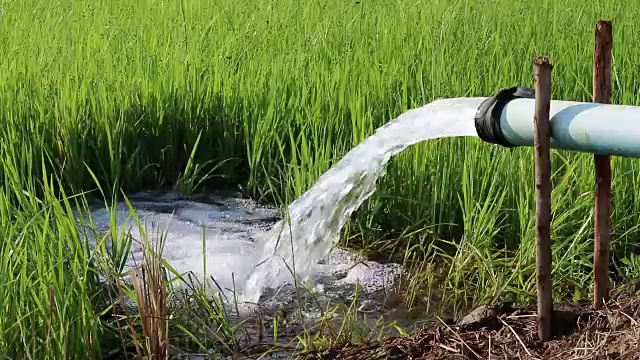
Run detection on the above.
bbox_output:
[85,97,486,311]
[241,97,486,302]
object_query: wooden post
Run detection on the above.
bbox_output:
[593,20,613,310]
[533,56,553,342]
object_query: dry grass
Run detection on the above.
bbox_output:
[131,266,169,360]
[129,226,169,360]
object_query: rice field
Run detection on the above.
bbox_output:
[2,0,640,358]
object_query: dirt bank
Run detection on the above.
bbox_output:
[307,292,640,359]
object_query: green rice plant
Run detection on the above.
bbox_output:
[4,0,640,356]
[0,151,103,358]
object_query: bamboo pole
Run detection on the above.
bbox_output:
[533,56,553,342]
[593,20,613,310]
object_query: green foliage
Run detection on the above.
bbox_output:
[2,0,640,357]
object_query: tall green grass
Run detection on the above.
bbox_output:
[3,0,640,357]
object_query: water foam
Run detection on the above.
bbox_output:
[82,192,280,292]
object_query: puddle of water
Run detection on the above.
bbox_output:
[79,189,414,357]
[80,190,403,310]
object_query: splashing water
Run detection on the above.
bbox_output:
[81,97,487,308]
[241,97,487,302]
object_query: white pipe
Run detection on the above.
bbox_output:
[499,98,640,158]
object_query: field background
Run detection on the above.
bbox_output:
[2,0,640,358]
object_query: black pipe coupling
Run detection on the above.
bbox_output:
[474,86,535,147]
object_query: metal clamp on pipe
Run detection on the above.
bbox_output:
[474,86,535,147]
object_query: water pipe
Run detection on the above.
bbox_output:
[474,87,640,158]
